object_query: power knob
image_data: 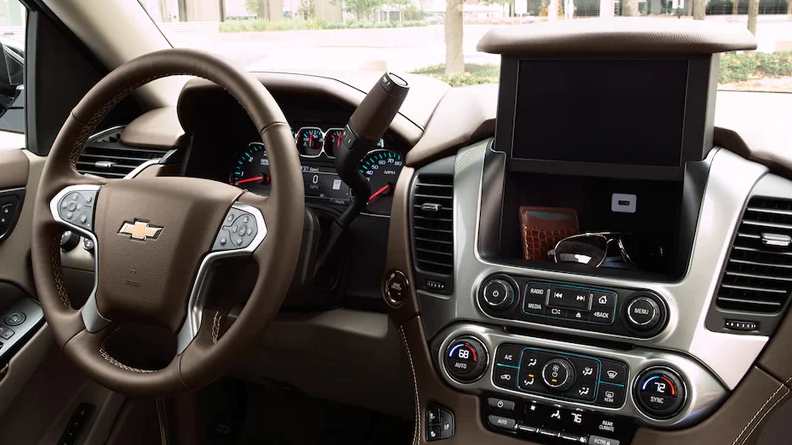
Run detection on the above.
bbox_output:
[541,357,575,391]
[482,278,516,311]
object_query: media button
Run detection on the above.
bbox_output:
[523,299,545,315]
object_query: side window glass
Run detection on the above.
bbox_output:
[0,0,26,134]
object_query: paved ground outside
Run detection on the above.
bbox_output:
[165,17,792,74]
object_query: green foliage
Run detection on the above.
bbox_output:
[719,52,792,83]
[756,51,792,77]
[404,4,425,20]
[244,0,259,15]
[219,19,327,32]
[411,63,500,86]
[219,19,428,32]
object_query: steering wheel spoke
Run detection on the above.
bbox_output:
[49,184,111,333]
[175,202,267,354]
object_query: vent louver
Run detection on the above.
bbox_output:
[412,174,454,276]
[716,198,792,314]
[77,127,168,178]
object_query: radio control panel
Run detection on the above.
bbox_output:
[477,275,668,338]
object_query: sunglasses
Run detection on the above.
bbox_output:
[548,232,664,269]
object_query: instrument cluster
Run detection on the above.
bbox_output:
[228,126,404,215]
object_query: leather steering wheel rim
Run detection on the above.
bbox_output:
[30,49,305,397]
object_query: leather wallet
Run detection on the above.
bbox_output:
[519,206,579,261]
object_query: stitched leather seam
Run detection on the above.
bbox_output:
[399,325,420,445]
[732,376,792,445]
[99,326,160,374]
[741,386,790,445]
[211,312,222,344]
[51,236,72,309]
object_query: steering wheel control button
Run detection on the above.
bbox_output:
[626,296,661,330]
[482,278,516,311]
[547,286,591,311]
[60,231,81,252]
[384,270,409,305]
[214,206,260,252]
[634,367,686,419]
[57,190,97,231]
[488,415,516,431]
[542,358,575,391]
[444,337,487,382]
[82,238,94,252]
[4,312,25,326]
[487,397,516,412]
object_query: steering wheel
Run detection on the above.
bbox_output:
[30,49,305,397]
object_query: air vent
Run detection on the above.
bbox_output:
[76,127,168,178]
[412,174,454,276]
[716,198,792,314]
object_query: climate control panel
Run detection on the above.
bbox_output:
[492,345,628,409]
[477,275,668,338]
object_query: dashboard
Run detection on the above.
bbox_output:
[59,24,792,445]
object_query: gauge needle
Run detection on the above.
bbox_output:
[235,176,264,185]
[369,184,391,202]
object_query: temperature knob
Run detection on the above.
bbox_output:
[634,367,686,419]
[443,337,488,383]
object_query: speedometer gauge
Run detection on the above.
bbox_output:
[229,142,271,193]
[359,149,404,215]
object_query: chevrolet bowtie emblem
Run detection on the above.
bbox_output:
[118,220,163,241]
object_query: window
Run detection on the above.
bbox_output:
[0,0,26,134]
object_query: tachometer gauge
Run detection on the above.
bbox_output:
[359,149,404,215]
[229,142,271,193]
[324,128,344,158]
[296,127,324,156]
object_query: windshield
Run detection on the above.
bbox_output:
[139,0,791,92]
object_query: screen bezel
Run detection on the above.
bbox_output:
[494,55,718,181]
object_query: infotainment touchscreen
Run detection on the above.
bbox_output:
[510,60,688,167]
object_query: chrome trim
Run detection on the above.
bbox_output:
[295,126,326,159]
[435,324,726,429]
[175,202,268,354]
[86,125,126,143]
[49,184,110,332]
[124,158,161,179]
[416,141,770,390]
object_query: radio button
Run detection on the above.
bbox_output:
[525,283,549,299]
[548,287,591,311]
